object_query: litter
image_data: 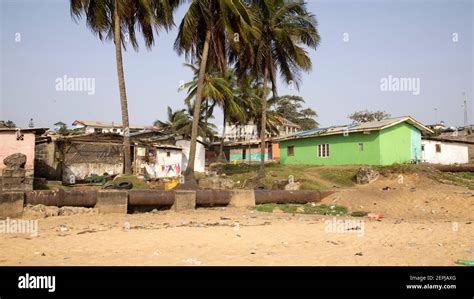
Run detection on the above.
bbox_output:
[367,213,384,220]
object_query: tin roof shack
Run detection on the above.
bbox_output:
[0,128,48,191]
[56,134,124,183]
[278,116,433,166]
[421,137,472,165]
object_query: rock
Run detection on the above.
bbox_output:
[355,252,363,256]
[61,206,97,216]
[284,182,301,191]
[3,153,27,169]
[356,166,379,184]
[198,177,235,189]
[272,179,288,190]
[23,204,59,218]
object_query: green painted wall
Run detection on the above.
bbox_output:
[280,131,381,165]
[378,122,412,165]
[410,126,422,162]
[280,121,423,166]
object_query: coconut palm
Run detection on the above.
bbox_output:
[240,0,320,178]
[70,0,181,174]
[174,0,256,185]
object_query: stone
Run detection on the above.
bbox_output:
[272,179,288,190]
[284,182,301,191]
[0,192,25,219]
[23,204,59,218]
[173,190,196,212]
[198,177,235,189]
[3,153,27,169]
[356,166,379,184]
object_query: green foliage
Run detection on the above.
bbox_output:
[318,169,357,187]
[254,203,348,216]
[303,203,347,215]
[348,110,391,123]
[351,211,369,217]
[112,175,149,190]
[0,120,16,128]
[271,95,319,130]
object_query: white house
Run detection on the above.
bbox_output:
[421,138,470,165]
[136,145,183,179]
[176,137,206,173]
[72,120,158,135]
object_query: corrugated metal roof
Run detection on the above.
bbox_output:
[72,120,157,130]
[278,116,433,141]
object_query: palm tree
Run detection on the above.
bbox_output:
[70,0,181,174]
[241,0,320,178]
[182,65,250,160]
[154,106,188,134]
[174,0,256,185]
[154,105,217,139]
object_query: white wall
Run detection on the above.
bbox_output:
[421,140,469,165]
[176,139,205,173]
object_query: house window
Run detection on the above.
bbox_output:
[421,145,425,151]
[435,144,441,153]
[287,146,295,156]
[318,144,330,157]
[166,151,171,157]
[94,128,102,133]
[358,143,364,151]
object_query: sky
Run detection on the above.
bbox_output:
[1,0,473,131]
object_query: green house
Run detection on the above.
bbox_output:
[279,116,433,166]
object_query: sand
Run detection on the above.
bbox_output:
[0,174,473,266]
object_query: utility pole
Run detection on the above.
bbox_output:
[462,92,468,127]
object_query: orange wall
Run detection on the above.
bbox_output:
[0,132,36,172]
[272,143,280,161]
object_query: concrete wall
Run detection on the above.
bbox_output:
[421,140,469,165]
[62,162,123,182]
[176,139,205,173]
[35,141,62,180]
[0,131,35,173]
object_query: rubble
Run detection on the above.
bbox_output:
[355,166,379,184]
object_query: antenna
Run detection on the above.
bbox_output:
[462,92,468,127]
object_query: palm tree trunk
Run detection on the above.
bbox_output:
[113,2,132,175]
[183,29,212,186]
[219,107,226,160]
[257,67,270,178]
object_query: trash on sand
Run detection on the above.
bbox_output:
[367,213,384,220]
[355,252,363,256]
[382,186,391,191]
[153,250,160,256]
[455,259,474,266]
[183,258,202,265]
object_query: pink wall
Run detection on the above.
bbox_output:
[0,132,36,171]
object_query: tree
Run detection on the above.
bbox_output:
[239,0,320,178]
[0,120,16,128]
[348,110,391,123]
[174,0,255,186]
[182,66,254,160]
[271,95,319,131]
[70,0,181,174]
[154,105,217,139]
